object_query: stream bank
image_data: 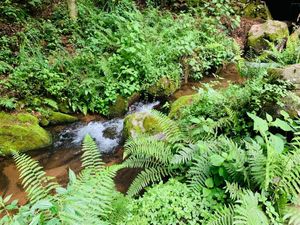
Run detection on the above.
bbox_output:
[0,67,243,205]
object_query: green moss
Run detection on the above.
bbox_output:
[169,94,199,119]
[0,112,52,155]
[243,2,272,20]
[108,96,129,118]
[248,20,289,53]
[48,112,78,125]
[40,111,78,126]
[147,77,179,97]
[123,112,162,139]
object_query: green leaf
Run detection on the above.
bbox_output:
[68,168,77,185]
[248,113,268,134]
[29,214,41,225]
[266,113,273,122]
[205,178,214,188]
[31,200,53,211]
[210,154,225,167]
[269,134,284,153]
[271,119,293,132]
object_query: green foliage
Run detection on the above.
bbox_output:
[0,97,16,110]
[13,153,59,204]
[284,195,300,225]
[125,179,204,225]
[179,74,289,138]
[1,0,238,115]
[1,134,123,224]
[124,110,183,196]
[259,38,300,65]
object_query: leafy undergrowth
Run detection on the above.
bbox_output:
[0,0,239,115]
[1,0,300,225]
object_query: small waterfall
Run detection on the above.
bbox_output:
[55,101,160,153]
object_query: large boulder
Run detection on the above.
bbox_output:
[147,77,179,98]
[169,94,199,119]
[123,112,162,139]
[268,64,300,95]
[0,112,52,155]
[281,92,300,118]
[243,1,272,20]
[247,20,289,53]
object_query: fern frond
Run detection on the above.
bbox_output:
[59,165,119,224]
[188,153,212,190]
[127,167,172,197]
[171,142,203,165]
[225,182,247,201]
[279,150,300,197]
[124,135,172,164]
[123,155,165,168]
[207,205,234,225]
[81,134,104,170]
[13,153,59,204]
[150,110,183,144]
[284,195,300,225]
[234,191,269,225]
[247,141,267,189]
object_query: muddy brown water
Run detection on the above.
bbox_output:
[0,65,243,207]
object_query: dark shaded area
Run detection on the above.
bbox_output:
[265,0,300,22]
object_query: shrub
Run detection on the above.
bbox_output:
[125,179,205,225]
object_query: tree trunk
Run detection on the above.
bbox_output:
[67,0,77,21]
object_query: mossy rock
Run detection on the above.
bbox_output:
[40,111,78,126]
[281,92,300,118]
[248,20,289,53]
[268,64,300,95]
[0,112,52,155]
[287,28,300,48]
[147,77,179,97]
[108,93,140,118]
[169,94,199,119]
[123,112,163,139]
[243,2,272,20]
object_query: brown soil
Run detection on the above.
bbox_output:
[0,23,23,36]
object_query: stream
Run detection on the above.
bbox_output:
[0,66,243,205]
[0,101,160,205]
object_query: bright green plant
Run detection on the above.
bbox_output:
[125,179,204,225]
[0,135,123,224]
[1,0,239,115]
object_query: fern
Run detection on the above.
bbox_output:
[284,195,300,225]
[13,153,59,204]
[81,134,104,170]
[124,135,174,196]
[59,166,120,224]
[278,150,300,197]
[207,206,234,225]
[124,135,172,164]
[234,191,269,225]
[127,166,172,197]
[225,182,247,201]
[58,134,123,223]
[150,110,184,144]
[124,111,184,196]
[171,142,201,164]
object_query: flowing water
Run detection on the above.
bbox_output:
[0,101,160,205]
[0,65,243,205]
